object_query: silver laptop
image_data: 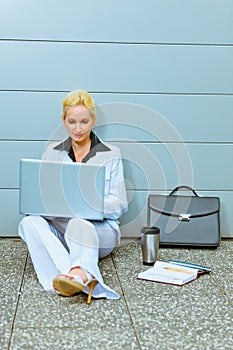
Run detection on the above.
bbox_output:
[19,158,105,220]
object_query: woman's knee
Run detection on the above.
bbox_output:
[18,215,47,239]
[65,218,99,247]
[19,215,44,227]
[18,216,31,240]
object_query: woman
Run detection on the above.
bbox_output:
[18,90,128,304]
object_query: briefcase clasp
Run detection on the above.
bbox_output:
[179,214,191,222]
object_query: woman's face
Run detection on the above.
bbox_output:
[63,104,96,144]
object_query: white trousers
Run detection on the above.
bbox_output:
[18,215,120,299]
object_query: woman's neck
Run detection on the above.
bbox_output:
[72,139,91,162]
[72,138,91,150]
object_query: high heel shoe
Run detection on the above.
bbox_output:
[52,268,98,304]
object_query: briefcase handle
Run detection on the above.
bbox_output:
[169,185,199,197]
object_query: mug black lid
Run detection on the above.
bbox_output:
[141,226,160,234]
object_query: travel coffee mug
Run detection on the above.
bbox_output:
[140,226,160,265]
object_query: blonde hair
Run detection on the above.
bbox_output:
[62,90,96,120]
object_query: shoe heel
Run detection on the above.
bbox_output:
[87,280,98,305]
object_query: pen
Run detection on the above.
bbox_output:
[163,267,193,274]
[168,259,212,272]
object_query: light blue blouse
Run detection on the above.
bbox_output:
[41,134,128,240]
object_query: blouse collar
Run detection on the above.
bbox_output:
[53,131,110,162]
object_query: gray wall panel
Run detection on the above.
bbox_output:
[0,0,232,44]
[0,1,232,237]
[0,141,232,191]
[0,141,46,188]
[0,190,23,236]
[1,190,232,237]
[1,92,233,143]
[1,42,233,93]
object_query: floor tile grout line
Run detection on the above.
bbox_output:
[209,274,233,307]
[7,253,29,350]
[111,253,142,350]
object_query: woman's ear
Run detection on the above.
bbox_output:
[62,116,66,125]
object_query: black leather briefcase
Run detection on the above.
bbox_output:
[147,186,220,248]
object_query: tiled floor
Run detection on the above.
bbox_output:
[1,238,233,350]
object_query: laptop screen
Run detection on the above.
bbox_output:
[19,158,105,220]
